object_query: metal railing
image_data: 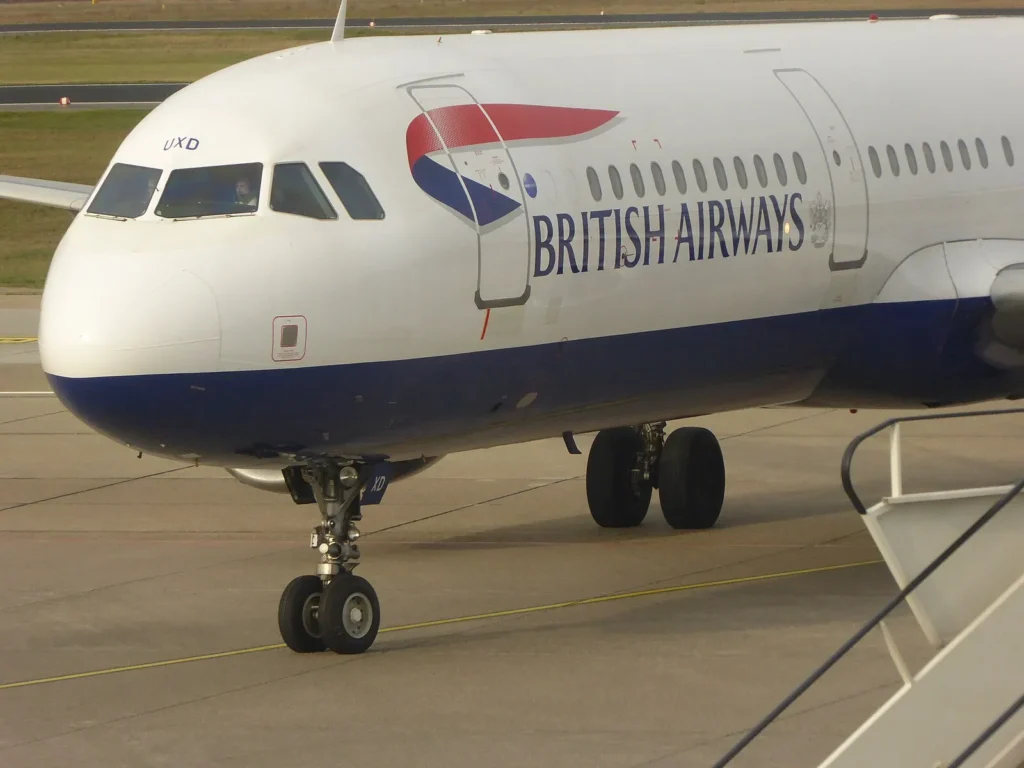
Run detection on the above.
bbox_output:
[841,407,1024,515]
[947,692,1024,768]
[712,407,1024,768]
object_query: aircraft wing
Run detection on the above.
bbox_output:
[0,175,93,212]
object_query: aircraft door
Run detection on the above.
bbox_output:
[775,69,870,278]
[407,84,531,309]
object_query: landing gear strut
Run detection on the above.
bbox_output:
[278,463,381,654]
[585,424,726,530]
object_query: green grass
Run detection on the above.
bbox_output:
[0,110,148,288]
[0,30,334,85]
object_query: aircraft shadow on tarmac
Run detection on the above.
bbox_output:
[402,440,1023,550]
[410,484,851,550]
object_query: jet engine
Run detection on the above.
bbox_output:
[978,263,1024,368]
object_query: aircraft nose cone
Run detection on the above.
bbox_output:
[39,255,221,452]
[40,265,220,378]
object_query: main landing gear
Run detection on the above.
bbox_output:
[278,463,381,654]
[585,423,726,530]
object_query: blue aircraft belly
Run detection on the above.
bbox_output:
[46,298,1015,463]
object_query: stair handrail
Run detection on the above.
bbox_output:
[841,406,1024,515]
[712,406,1024,767]
[946,691,1024,768]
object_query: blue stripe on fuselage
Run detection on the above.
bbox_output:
[46,298,1016,463]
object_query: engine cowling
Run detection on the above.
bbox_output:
[802,240,1024,407]
[226,457,444,495]
[979,263,1024,367]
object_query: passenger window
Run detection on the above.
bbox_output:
[269,163,336,220]
[904,144,918,175]
[773,153,788,186]
[976,138,989,169]
[886,145,900,176]
[693,159,708,193]
[922,142,937,173]
[562,169,579,202]
[586,166,602,201]
[868,146,882,178]
[958,139,972,170]
[713,157,728,191]
[87,162,162,219]
[1003,136,1015,166]
[792,152,807,184]
[671,160,687,194]
[732,157,748,190]
[608,165,624,200]
[156,162,262,219]
[753,155,768,188]
[319,162,385,219]
[629,163,646,197]
[940,141,954,171]
[650,162,667,196]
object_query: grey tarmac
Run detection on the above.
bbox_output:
[1,8,1021,34]
[0,294,1020,767]
[0,82,185,106]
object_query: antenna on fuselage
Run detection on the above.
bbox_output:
[331,0,347,43]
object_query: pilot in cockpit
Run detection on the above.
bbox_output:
[234,174,258,208]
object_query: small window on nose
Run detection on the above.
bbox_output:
[280,324,299,348]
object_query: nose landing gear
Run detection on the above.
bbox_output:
[278,463,381,654]
[585,423,726,530]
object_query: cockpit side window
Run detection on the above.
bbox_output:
[270,163,337,220]
[318,162,385,220]
[155,162,262,219]
[87,163,162,219]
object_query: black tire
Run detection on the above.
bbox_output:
[278,575,327,653]
[319,573,381,654]
[658,427,726,530]
[585,427,651,528]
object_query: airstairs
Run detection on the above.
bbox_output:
[713,407,1024,768]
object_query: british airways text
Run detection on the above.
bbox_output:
[532,193,805,277]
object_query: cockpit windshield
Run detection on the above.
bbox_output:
[155,162,263,219]
[86,163,162,219]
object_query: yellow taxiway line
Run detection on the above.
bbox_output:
[0,337,37,344]
[0,558,881,691]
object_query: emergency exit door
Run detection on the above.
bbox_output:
[407,84,532,309]
[776,68,870,272]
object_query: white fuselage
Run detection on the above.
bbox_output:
[37,17,1024,466]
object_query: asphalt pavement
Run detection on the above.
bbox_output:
[1,8,1020,33]
[0,83,184,106]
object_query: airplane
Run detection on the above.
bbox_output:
[2,7,1024,656]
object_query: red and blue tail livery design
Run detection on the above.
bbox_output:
[406,104,618,226]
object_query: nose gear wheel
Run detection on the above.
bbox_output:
[277,462,382,654]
